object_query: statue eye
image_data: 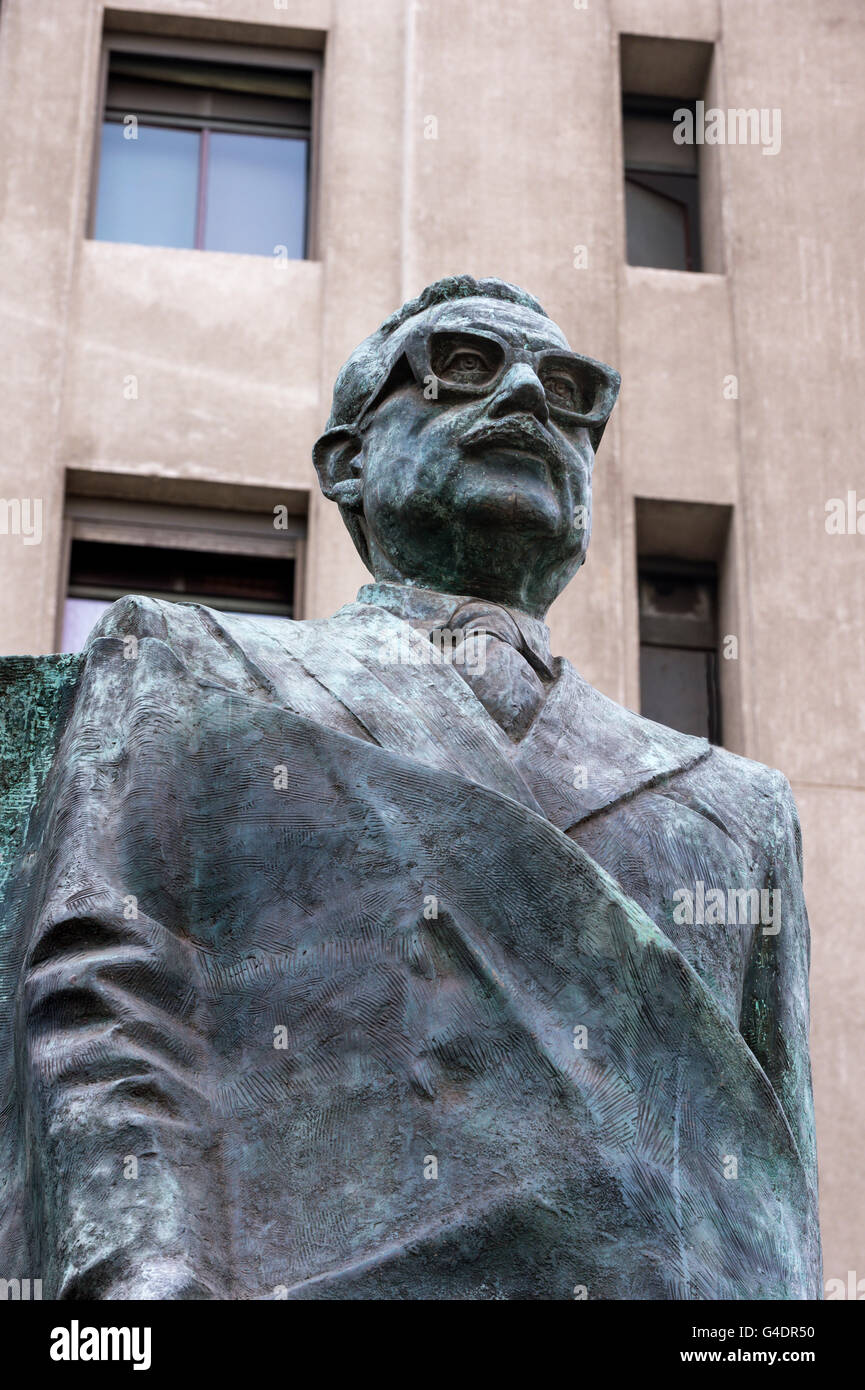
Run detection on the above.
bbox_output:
[429,333,502,386]
[440,348,495,382]
[542,372,579,408]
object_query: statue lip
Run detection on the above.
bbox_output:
[460,415,560,468]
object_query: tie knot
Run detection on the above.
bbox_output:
[448,600,524,650]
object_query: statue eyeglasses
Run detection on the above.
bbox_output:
[355,325,621,441]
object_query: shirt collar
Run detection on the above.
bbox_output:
[354,580,553,673]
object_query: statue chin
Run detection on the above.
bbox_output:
[366,527,571,611]
[395,485,568,553]
[451,485,565,542]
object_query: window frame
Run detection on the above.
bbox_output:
[88,32,323,258]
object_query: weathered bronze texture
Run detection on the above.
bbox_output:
[0,276,820,1299]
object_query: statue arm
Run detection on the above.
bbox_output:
[739,772,820,1203]
[18,605,228,1298]
[22,890,224,1298]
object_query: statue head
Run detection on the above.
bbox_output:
[313,275,620,618]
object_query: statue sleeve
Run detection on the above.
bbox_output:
[17,612,228,1299]
[740,772,820,1215]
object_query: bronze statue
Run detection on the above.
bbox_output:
[0,276,820,1298]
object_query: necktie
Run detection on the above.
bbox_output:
[438,600,551,740]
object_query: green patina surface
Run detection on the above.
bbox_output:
[0,656,82,981]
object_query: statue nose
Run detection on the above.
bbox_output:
[487,363,549,424]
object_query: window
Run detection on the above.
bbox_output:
[91,37,319,258]
[623,97,700,272]
[619,34,719,274]
[59,496,305,654]
[638,561,721,743]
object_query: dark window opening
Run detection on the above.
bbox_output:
[69,539,294,614]
[92,45,314,257]
[639,560,720,742]
[623,96,701,272]
[62,539,295,654]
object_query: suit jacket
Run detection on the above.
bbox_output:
[1,594,821,1299]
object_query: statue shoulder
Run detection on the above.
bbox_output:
[555,660,710,774]
[82,598,315,701]
[559,664,801,868]
[674,741,803,875]
[84,596,302,657]
[84,593,175,645]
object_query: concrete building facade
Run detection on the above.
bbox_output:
[0,0,862,1290]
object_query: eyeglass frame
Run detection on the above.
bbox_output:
[353,324,621,445]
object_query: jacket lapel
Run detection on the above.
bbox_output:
[512,659,711,833]
[316,619,710,833]
[240,604,546,816]
[207,604,708,836]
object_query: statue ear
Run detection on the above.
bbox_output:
[312,426,364,511]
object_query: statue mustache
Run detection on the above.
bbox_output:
[459,412,566,472]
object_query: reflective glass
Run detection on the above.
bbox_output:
[204,132,307,257]
[640,645,714,739]
[94,121,199,249]
[625,179,689,271]
[60,598,111,654]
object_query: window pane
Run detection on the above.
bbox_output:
[640,645,714,739]
[61,598,112,654]
[638,572,716,648]
[625,178,689,271]
[94,121,199,250]
[204,132,307,257]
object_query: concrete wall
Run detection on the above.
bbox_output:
[0,0,861,1290]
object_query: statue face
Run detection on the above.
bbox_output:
[320,296,618,617]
